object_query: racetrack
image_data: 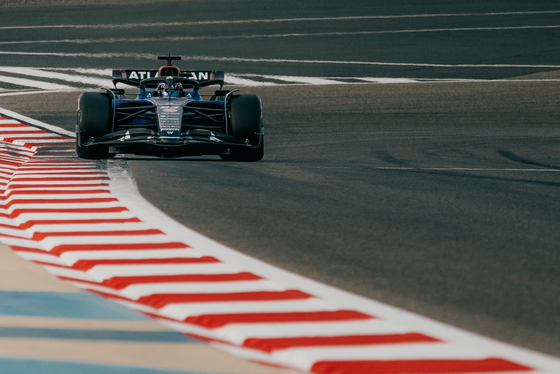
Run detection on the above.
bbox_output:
[0,0,559,361]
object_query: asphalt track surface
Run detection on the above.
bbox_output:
[0,0,559,359]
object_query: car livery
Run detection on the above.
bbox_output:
[76,56,264,161]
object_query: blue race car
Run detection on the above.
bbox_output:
[76,56,263,161]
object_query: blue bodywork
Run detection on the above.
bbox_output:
[76,57,263,160]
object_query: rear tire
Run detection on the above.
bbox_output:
[221,94,263,161]
[76,92,112,159]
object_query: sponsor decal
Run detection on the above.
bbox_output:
[158,106,182,137]
[128,71,154,80]
[184,72,209,81]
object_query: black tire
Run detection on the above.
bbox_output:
[76,92,112,159]
[221,94,264,161]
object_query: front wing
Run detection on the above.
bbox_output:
[79,128,259,157]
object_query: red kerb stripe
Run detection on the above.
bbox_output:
[243,333,439,353]
[13,171,105,176]
[310,358,534,374]
[17,167,97,171]
[185,310,374,329]
[10,206,128,218]
[0,136,66,141]
[5,189,109,196]
[0,232,28,239]
[0,160,22,167]
[9,246,50,254]
[19,218,142,229]
[10,177,109,181]
[0,222,19,229]
[6,198,118,207]
[57,276,106,287]
[0,130,49,134]
[138,290,314,308]
[7,183,109,189]
[72,256,220,271]
[0,122,28,127]
[50,241,189,255]
[32,229,164,240]
[102,272,263,289]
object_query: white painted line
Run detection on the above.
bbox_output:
[159,299,330,321]
[2,25,559,46]
[0,226,27,237]
[0,236,44,249]
[1,10,559,30]
[0,119,22,124]
[58,248,202,262]
[2,53,560,70]
[41,264,97,281]
[359,77,422,83]
[0,107,75,137]
[0,51,160,60]
[87,263,239,280]
[163,318,403,342]
[0,67,113,87]
[0,74,75,90]
[0,90,60,98]
[120,280,284,300]
[224,75,276,86]
[15,251,66,265]
[258,75,347,85]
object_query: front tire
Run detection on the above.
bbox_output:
[221,94,264,161]
[76,92,112,159]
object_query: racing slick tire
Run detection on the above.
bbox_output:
[76,92,112,159]
[221,94,264,161]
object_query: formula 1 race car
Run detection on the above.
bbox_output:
[76,56,263,161]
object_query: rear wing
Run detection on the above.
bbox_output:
[112,70,224,87]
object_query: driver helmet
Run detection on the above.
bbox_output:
[157,82,168,96]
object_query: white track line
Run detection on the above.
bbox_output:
[0,107,74,137]
[0,67,113,87]
[0,74,75,90]
[1,10,559,30]
[2,53,560,70]
[2,25,559,45]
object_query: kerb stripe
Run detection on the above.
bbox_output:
[102,272,264,289]
[243,333,440,353]
[50,241,190,255]
[72,256,221,270]
[184,310,374,328]
[311,358,534,374]
[138,290,314,308]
